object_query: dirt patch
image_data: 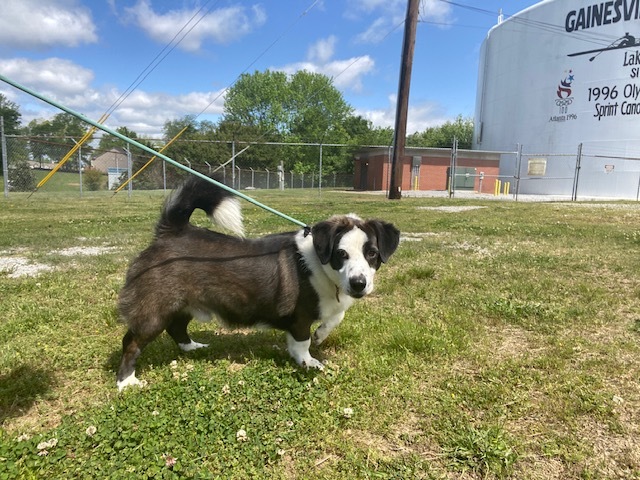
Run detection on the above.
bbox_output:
[0,245,119,278]
[418,206,487,213]
[54,246,119,256]
[486,325,542,360]
[0,256,53,278]
[448,240,493,258]
[401,232,449,242]
[558,203,640,210]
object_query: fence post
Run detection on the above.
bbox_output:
[232,141,236,189]
[318,143,323,191]
[514,143,522,201]
[265,168,270,189]
[79,144,83,197]
[71,138,83,197]
[278,163,285,191]
[162,160,167,194]
[572,142,583,201]
[1,117,8,198]
[448,137,458,198]
[125,146,132,198]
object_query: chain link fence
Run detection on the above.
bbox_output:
[3,131,640,200]
[443,142,640,200]
[0,135,355,196]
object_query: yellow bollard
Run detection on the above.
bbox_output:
[503,181,510,195]
[494,179,501,196]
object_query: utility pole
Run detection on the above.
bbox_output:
[388,0,419,200]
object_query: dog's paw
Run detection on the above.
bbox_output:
[178,340,209,352]
[302,357,325,370]
[117,374,147,392]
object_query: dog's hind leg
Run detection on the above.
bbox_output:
[166,311,209,352]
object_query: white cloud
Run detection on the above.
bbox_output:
[0,0,97,49]
[349,0,452,44]
[420,0,453,22]
[126,1,267,52]
[356,94,450,134]
[307,35,337,64]
[0,58,95,97]
[275,37,375,92]
[348,0,405,14]
[0,57,226,138]
[110,90,226,136]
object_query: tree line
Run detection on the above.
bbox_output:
[0,70,473,190]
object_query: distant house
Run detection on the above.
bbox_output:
[353,147,501,194]
[92,148,128,190]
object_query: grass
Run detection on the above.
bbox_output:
[1,189,640,479]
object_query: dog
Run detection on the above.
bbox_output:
[116,176,400,390]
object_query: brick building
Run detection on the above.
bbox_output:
[353,147,501,193]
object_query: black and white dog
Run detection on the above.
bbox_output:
[116,176,400,390]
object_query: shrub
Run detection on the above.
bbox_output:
[83,168,104,191]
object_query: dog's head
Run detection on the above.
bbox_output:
[311,214,400,298]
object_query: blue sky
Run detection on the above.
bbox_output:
[0,0,537,138]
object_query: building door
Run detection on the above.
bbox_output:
[446,167,477,190]
[359,163,368,190]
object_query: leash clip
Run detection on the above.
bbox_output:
[303,225,311,237]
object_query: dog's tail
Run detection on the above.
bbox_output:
[156,176,244,237]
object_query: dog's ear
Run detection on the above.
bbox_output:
[311,221,335,265]
[367,220,400,263]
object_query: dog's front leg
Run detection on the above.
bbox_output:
[286,333,324,370]
[312,311,345,346]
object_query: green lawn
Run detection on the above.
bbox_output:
[0,190,639,479]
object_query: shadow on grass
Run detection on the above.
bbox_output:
[0,365,55,424]
[104,329,322,377]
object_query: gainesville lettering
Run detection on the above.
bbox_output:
[565,0,640,32]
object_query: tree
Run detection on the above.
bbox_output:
[223,70,355,142]
[97,126,141,152]
[161,116,225,185]
[26,113,94,171]
[0,94,22,134]
[344,116,394,146]
[407,115,474,149]
[223,71,290,134]
[8,158,35,191]
[83,167,104,191]
[222,70,356,172]
[0,95,34,190]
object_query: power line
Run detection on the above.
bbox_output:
[106,0,223,117]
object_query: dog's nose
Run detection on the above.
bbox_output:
[349,275,367,293]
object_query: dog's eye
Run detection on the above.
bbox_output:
[337,249,349,260]
[365,248,378,259]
